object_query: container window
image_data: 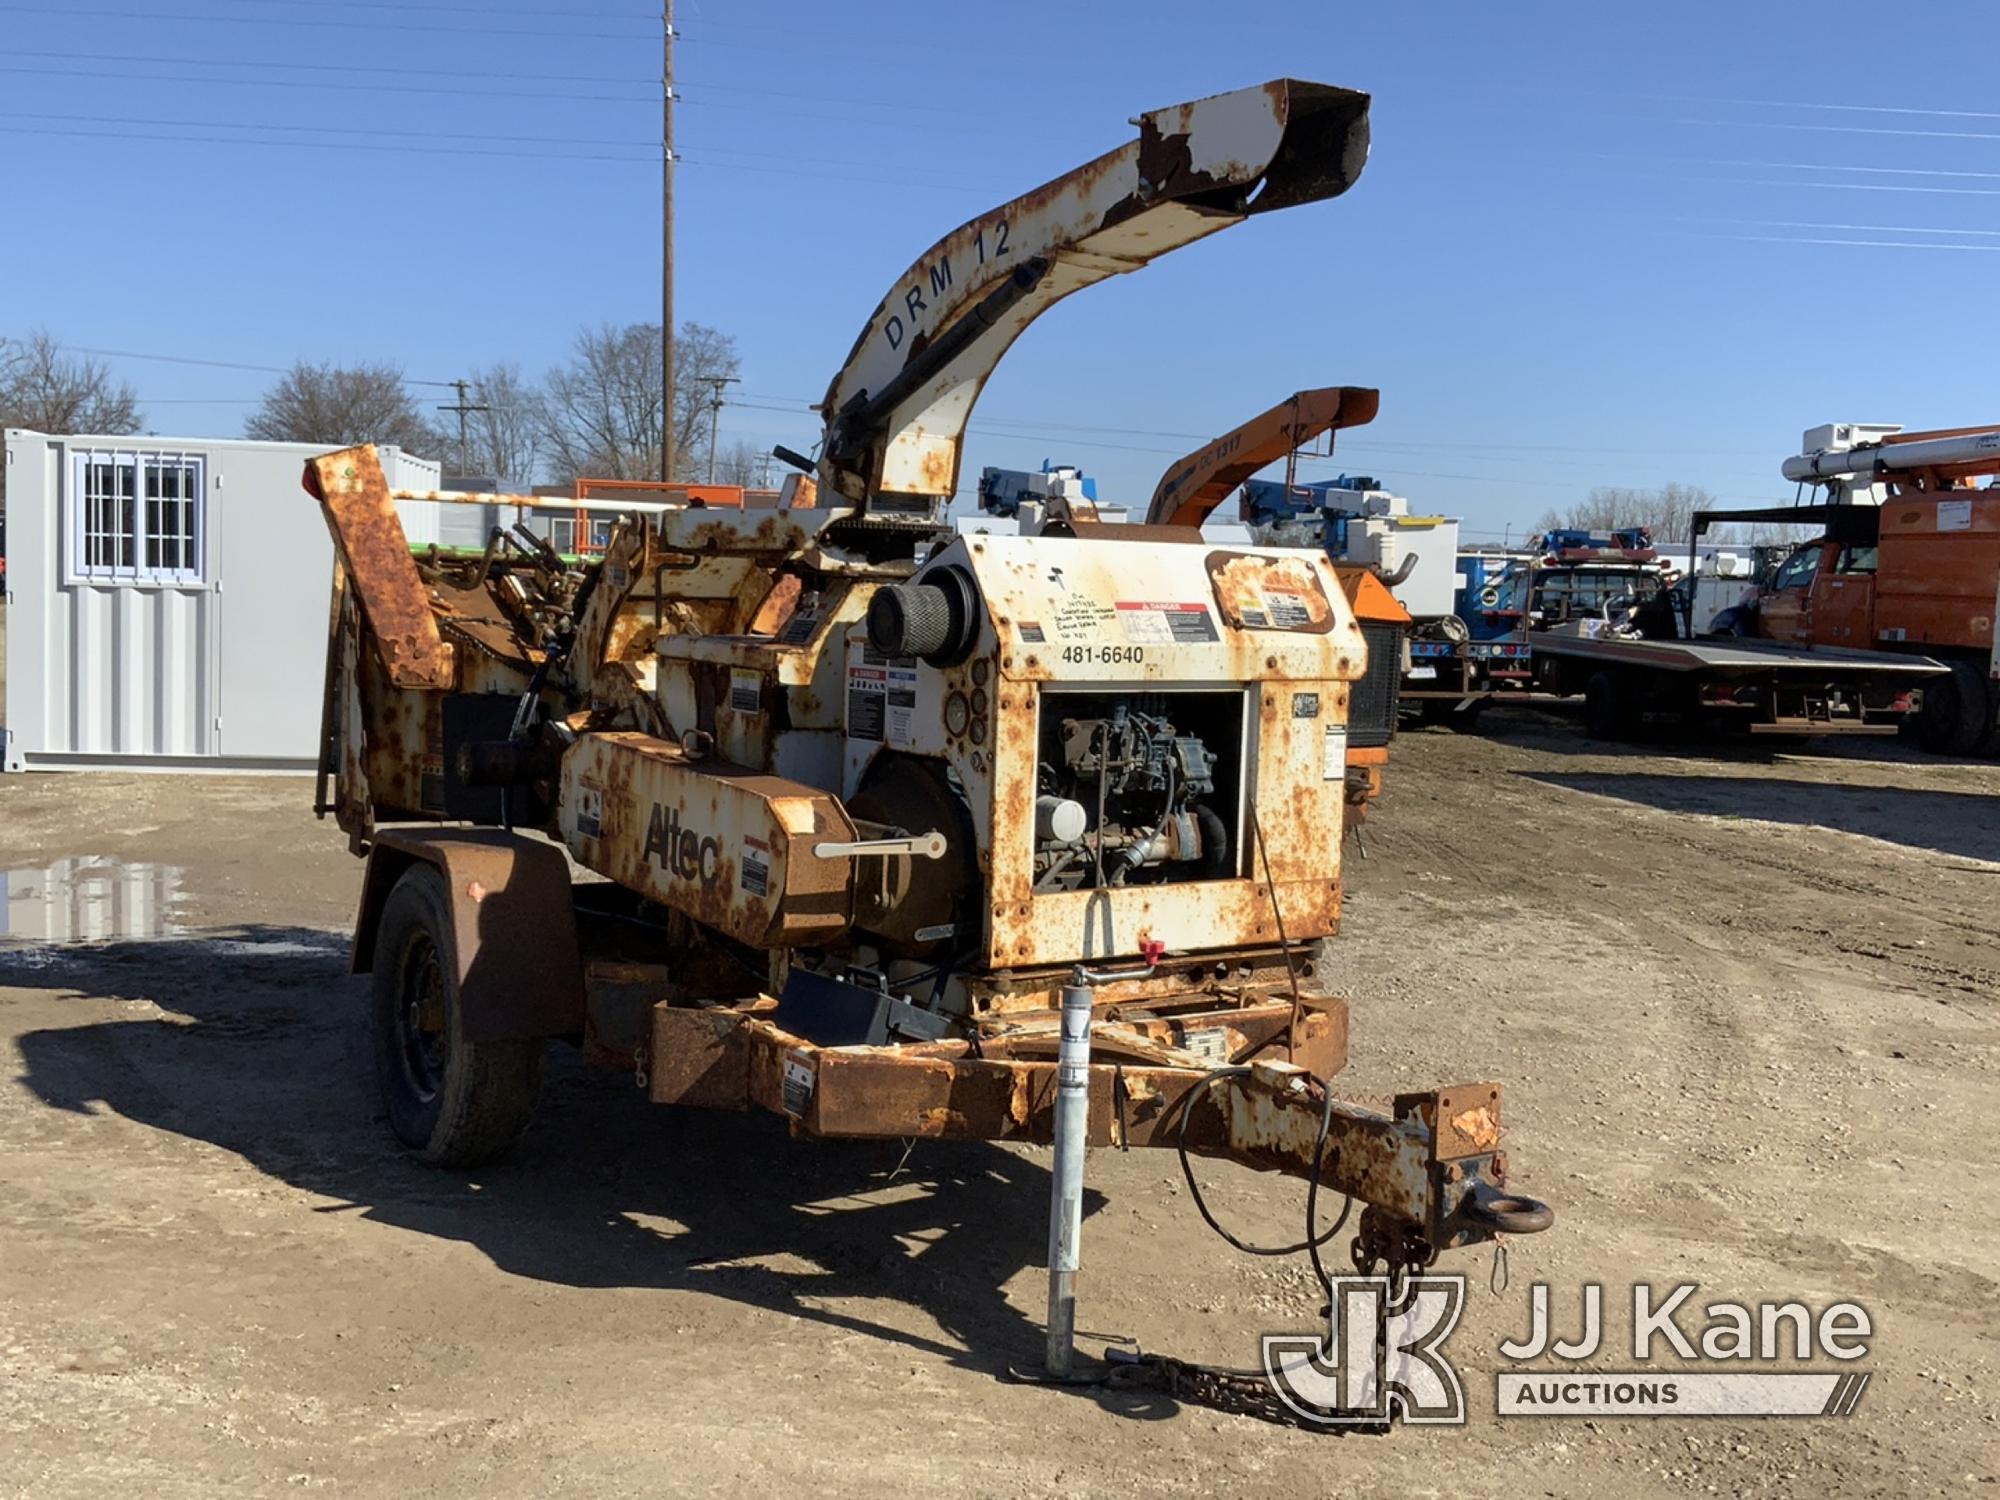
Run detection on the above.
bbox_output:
[71,451,206,583]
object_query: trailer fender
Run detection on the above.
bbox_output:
[350,828,585,1043]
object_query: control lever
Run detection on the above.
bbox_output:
[812,831,948,860]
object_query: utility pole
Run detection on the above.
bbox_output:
[438,378,489,476]
[702,375,739,484]
[660,0,676,486]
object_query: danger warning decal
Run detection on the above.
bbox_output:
[846,640,919,746]
[1115,601,1219,645]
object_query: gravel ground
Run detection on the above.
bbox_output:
[0,708,1995,1498]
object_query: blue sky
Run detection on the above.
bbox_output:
[5,0,1996,541]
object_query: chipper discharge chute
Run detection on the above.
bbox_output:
[307,76,1552,1397]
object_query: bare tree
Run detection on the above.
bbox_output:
[0,331,143,506]
[537,321,739,482]
[1709,520,1821,548]
[712,438,766,489]
[1535,482,1716,542]
[245,361,440,454]
[0,332,141,434]
[439,362,543,483]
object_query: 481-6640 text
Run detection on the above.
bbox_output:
[1060,645,1144,666]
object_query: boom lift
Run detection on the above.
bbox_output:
[308,80,1551,1382]
[1139,388,1415,799]
[1702,423,2000,753]
[1242,473,1474,725]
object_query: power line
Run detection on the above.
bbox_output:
[722,400,1747,488]
[212,0,653,18]
[1654,93,2000,123]
[1666,115,2000,144]
[0,110,972,185]
[1671,217,2000,239]
[439,379,491,471]
[724,394,1770,458]
[1589,152,2000,181]
[0,62,653,105]
[64,346,291,375]
[10,46,657,86]
[62,345,457,389]
[0,3,654,40]
[1686,232,2000,253]
[1636,171,2000,199]
[0,108,654,150]
[6,48,977,117]
[0,122,654,164]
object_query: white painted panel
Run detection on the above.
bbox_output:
[54,583,213,758]
[6,429,447,771]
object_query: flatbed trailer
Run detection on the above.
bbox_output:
[1528,629,1945,738]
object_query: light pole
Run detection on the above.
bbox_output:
[660,0,676,485]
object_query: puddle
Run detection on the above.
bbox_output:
[0,857,189,944]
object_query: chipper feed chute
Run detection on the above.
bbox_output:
[819,80,1371,510]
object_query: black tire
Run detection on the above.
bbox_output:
[1444,700,1487,733]
[372,864,542,1167]
[1915,660,1996,757]
[1583,671,1627,740]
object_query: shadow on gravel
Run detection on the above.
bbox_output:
[1453,704,1996,771]
[4,928,1202,1421]
[1520,771,2000,864]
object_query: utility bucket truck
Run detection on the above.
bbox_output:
[305,80,1551,1387]
[1698,422,2000,754]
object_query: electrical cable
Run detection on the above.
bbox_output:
[1172,1067,1350,1261]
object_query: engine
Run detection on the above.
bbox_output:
[1033,694,1238,890]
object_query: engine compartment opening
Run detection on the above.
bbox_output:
[1032,687,1248,891]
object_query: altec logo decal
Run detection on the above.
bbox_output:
[643,803,722,887]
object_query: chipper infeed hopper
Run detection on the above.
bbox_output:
[307,77,1551,1390]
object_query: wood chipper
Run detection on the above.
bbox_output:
[306,78,1552,1382]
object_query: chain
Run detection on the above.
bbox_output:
[633,1043,649,1091]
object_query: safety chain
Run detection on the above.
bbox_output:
[1346,1204,1441,1415]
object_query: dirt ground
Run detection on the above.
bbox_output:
[1,711,1996,1498]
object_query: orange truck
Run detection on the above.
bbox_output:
[1696,424,2000,752]
[1734,424,2000,754]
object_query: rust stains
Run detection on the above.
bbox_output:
[562,732,856,950]
[1204,550,1338,635]
[303,445,453,690]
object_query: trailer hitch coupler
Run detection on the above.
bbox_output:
[1454,1180,1554,1237]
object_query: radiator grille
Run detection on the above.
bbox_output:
[1348,621,1403,748]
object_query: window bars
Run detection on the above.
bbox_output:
[71,449,205,583]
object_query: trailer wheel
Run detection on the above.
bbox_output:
[1583,671,1628,740]
[1915,660,1996,757]
[372,864,542,1167]
[1446,699,1487,733]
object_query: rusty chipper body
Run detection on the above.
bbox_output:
[307,77,1551,1385]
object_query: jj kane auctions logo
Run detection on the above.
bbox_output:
[1263,1279,1874,1426]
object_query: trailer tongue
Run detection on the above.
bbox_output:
[306,78,1552,1398]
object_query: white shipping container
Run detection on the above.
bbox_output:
[3,430,441,772]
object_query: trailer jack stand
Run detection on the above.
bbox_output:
[1044,978,1093,1379]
